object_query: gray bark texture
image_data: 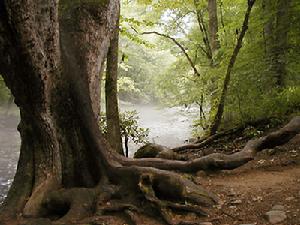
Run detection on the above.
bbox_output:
[208,0,220,53]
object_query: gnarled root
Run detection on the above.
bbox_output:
[38,166,217,225]
[104,166,218,225]
[138,173,208,225]
[42,188,97,222]
[121,116,300,172]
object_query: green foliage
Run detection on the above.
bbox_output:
[0,76,10,105]
[134,0,300,133]
[118,35,175,103]
[117,76,142,101]
[99,110,149,145]
[223,87,300,129]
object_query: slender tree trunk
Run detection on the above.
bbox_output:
[209,0,256,135]
[208,0,220,53]
[105,7,123,155]
[125,134,129,157]
[262,0,274,57]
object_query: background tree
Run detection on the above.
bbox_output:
[131,0,300,136]
[271,0,292,87]
[207,0,220,53]
[209,0,256,135]
[105,9,123,155]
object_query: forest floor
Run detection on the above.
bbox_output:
[195,134,300,225]
[1,114,300,225]
[185,119,300,225]
[79,121,300,225]
[84,131,300,225]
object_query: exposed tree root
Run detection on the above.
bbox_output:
[42,117,300,224]
[43,188,98,222]
[138,173,208,225]
[172,118,276,152]
[172,127,243,152]
[121,117,300,172]
[34,166,216,225]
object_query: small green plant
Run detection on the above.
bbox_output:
[243,126,263,138]
[99,110,149,156]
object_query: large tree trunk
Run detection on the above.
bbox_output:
[0,1,299,225]
[105,11,123,155]
[0,0,118,218]
[0,1,216,224]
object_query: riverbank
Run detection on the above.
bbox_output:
[0,104,198,202]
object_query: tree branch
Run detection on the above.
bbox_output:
[194,0,213,60]
[141,31,201,77]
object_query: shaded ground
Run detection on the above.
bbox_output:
[190,124,300,224]
[200,166,300,224]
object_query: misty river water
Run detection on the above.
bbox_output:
[0,104,198,203]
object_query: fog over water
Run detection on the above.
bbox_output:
[120,103,198,157]
[0,104,198,203]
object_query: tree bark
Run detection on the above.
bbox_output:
[271,0,291,87]
[208,0,220,53]
[0,0,119,218]
[105,7,123,155]
[209,0,256,135]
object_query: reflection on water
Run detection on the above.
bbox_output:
[0,104,198,203]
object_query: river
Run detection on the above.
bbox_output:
[0,104,198,203]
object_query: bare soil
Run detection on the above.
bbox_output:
[194,133,300,225]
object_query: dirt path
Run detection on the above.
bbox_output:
[197,163,300,224]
